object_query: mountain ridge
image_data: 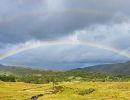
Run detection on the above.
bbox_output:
[1,61,130,75]
[74,61,130,75]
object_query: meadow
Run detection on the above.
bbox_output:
[0,81,130,100]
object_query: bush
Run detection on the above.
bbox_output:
[78,88,95,95]
[0,75,16,82]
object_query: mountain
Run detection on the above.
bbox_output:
[1,63,130,83]
[1,60,130,76]
[0,64,47,76]
[0,64,10,70]
[74,61,130,75]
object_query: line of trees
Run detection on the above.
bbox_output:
[0,75,16,82]
[1,71,130,83]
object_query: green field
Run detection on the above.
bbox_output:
[1,81,130,100]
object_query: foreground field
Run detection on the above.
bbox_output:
[0,82,130,100]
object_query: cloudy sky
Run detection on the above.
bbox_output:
[0,0,130,70]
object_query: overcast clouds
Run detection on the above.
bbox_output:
[1,0,130,44]
[0,0,130,69]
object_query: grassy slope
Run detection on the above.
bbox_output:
[1,61,130,76]
[0,66,64,76]
[0,82,130,100]
[75,61,130,75]
[1,66,130,83]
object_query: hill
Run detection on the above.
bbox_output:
[74,61,130,75]
[1,63,130,83]
[0,64,10,70]
[0,64,46,75]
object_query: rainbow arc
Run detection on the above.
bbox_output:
[0,39,130,60]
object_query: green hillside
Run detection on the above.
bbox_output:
[75,61,130,75]
[1,64,130,83]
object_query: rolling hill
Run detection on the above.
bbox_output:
[1,61,130,76]
[1,63,130,83]
[0,64,47,76]
[74,61,130,75]
[0,64,10,70]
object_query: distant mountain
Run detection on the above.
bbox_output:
[1,63,130,83]
[1,61,130,76]
[0,64,10,70]
[74,61,130,75]
[0,64,47,76]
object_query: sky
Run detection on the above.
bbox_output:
[0,0,130,70]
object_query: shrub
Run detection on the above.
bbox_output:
[0,75,16,82]
[78,88,95,95]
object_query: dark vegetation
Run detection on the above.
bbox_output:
[0,75,16,82]
[31,94,44,100]
[78,88,95,95]
[1,65,130,83]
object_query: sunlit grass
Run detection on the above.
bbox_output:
[0,81,130,100]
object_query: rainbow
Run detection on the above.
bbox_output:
[0,39,130,60]
[0,9,129,60]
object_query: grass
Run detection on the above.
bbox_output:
[0,81,130,100]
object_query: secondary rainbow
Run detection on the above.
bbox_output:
[0,9,111,25]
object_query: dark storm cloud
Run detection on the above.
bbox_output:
[0,0,130,44]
